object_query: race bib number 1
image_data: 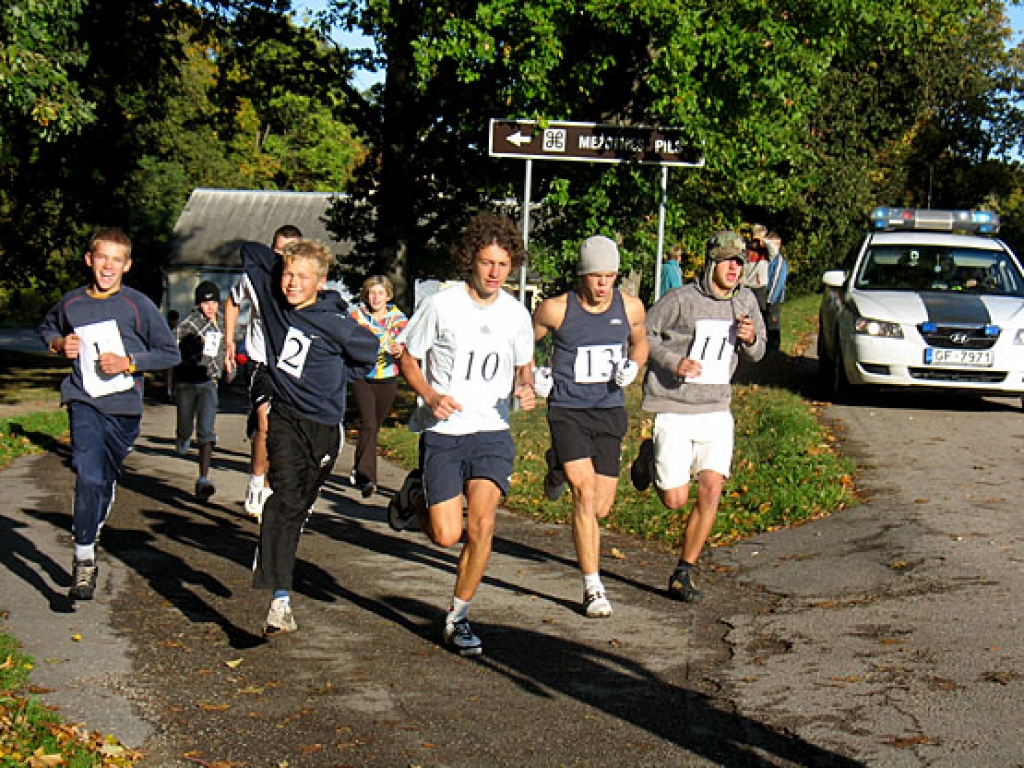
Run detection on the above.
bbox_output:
[276,327,312,378]
[687,319,734,385]
[573,344,623,384]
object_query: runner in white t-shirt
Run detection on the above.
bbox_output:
[224,224,303,518]
[391,212,536,657]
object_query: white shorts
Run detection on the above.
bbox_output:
[652,410,734,490]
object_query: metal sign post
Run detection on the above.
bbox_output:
[488,119,703,302]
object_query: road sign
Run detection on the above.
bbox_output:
[488,119,703,167]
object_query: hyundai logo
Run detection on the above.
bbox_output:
[950,332,970,345]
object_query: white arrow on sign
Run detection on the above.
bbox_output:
[507,130,532,147]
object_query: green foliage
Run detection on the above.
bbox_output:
[0,411,69,471]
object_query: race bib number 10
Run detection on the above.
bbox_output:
[277,327,312,378]
[574,344,624,384]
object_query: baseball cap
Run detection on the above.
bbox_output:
[195,280,220,304]
[706,231,746,263]
[577,235,620,275]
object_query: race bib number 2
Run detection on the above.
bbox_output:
[573,344,623,384]
[687,319,734,385]
[276,327,312,378]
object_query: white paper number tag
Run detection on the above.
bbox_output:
[573,343,623,383]
[276,326,312,379]
[687,319,734,385]
[202,329,223,358]
[75,319,134,398]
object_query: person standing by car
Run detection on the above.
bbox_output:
[630,230,765,602]
[532,234,648,618]
[348,276,408,498]
[764,231,789,355]
[39,227,180,601]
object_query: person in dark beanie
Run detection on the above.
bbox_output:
[174,280,226,501]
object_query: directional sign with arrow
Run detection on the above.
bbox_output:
[488,119,703,167]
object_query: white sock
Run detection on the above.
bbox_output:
[250,474,265,489]
[75,543,96,562]
[447,596,471,624]
[583,572,603,593]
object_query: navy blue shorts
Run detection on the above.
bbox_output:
[420,430,515,506]
[546,405,628,478]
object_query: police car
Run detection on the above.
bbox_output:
[817,207,1024,404]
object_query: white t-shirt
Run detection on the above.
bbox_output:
[230,274,266,364]
[402,283,534,435]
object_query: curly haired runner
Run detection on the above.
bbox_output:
[390,211,536,656]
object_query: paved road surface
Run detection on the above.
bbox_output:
[1,356,1022,766]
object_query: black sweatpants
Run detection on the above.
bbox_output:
[252,404,340,591]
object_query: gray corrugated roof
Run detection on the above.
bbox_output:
[168,188,353,267]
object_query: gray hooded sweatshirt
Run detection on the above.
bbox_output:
[641,260,766,415]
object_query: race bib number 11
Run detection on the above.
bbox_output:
[687,319,734,385]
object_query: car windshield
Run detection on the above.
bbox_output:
[855,245,1024,297]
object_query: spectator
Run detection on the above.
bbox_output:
[764,231,789,354]
[659,244,684,298]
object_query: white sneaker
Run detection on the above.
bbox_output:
[583,588,613,618]
[244,483,273,518]
[263,597,297,637]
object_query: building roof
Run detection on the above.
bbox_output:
[167,188,352,268]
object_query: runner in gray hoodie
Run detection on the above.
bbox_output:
[630,230,765,602]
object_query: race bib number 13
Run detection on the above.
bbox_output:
[574,344,623,384]
[277,327,312,378]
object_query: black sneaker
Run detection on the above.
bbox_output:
[69,558,98,601]
[543,448,565,501]
[667,567,704,603]
[630,438,655,492]
[387,470,422,531]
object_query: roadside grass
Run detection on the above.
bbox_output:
[0,633,141,766]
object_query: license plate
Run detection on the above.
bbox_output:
[923,348,993,367]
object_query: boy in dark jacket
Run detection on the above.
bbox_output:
[39,228,180,601]
[241,238,378,636]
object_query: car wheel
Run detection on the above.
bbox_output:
[816,334,834,396]
[830,344,853,403]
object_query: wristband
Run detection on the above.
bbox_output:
[126,356,137,375]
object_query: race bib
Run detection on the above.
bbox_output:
[276,327,312,379]
[75,319,134,398]
[202,329,223,358]
[573,343,624,383]
[687,319,735,385]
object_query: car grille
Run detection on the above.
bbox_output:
[917,324,999,350]
[908,368,1008,383]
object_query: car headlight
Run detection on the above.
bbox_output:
[853,316,903,338]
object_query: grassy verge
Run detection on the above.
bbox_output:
[0,632,141,766]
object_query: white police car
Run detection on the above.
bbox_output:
[818,207,1024,404]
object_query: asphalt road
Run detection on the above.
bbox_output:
[1,354,1022,767]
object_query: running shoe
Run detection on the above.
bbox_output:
[175,439,191,456]
[244,482,273,518]
[361,482,376,499]
[443,619,483,656]
[583,587,613,618]
[195,477,216,502]
[667,567,705,603]
[630,438,655,492]
[387,470,423,531]
[69,558,98,601]
[263,597,298,637]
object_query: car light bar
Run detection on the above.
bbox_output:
[870,207,1000,235]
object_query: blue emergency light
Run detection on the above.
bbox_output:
[869,207,1000,235]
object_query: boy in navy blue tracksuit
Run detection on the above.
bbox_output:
[241,238,378,636]
[39,228,180,601]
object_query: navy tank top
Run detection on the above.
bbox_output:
[549,288,630,409]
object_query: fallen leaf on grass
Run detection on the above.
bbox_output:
[609,547,625,560]
[27,750,63,767]
[223,658,243,669]
[197,701,231,711]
